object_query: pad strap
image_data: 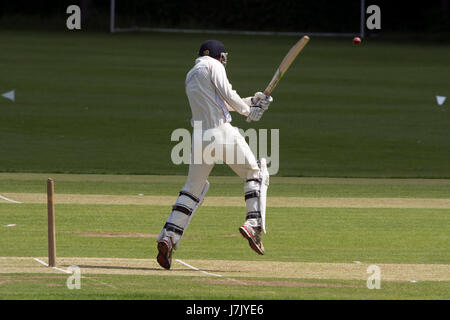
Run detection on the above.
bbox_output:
[164,222,184,235]
[245,190,260,200]
[179,190,200,203]
[246,211,261,220]
[172,204,193,216]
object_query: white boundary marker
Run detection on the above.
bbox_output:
[0,195,22,204]
[33,257,72,274]
[176,259,222,278]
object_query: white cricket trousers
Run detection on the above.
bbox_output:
[182,122,260,197]
[158,122,262,248]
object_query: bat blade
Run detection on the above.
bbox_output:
[264,35,310,96]
[247,36,309,123]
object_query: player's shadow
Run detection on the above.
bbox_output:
[66,264,241,274]
[64,264,161,272]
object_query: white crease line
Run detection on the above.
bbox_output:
[0,195,22,204]
[33,258,49,266]
[53,266,72,274]
[82,276,117,288]
[34,258,116,287]
[33,258,72,274]
[176,259,223,278]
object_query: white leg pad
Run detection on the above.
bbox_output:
[244,178,262,228]
[158,181,210,249]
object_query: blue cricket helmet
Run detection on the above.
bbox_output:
[198,40,227,58]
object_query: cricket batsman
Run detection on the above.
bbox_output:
[156,40,273,269]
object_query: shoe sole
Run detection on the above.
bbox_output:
[239,226,264,255]
[157,241,172,270]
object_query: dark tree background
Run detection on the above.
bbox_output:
[0,0,449,37]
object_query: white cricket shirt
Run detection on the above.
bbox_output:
[185,56,251,129]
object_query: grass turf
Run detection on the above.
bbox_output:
[0,29,449,299]
[0,274,448,300]
[1,203,448,264]
[1,173,450,198]
[1,175,449,299]
[0,31,449,177]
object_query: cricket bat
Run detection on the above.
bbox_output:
[247,35,310,122]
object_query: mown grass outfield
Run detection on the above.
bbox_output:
[1,173,449,299]
[0,31,449,177]
[0,31,449,299]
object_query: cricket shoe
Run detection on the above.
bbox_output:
[239,222,264,255]
[156,237,174,270]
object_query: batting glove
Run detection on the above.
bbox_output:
[248,92,273,122]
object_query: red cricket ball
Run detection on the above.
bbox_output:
[353,37,362,45]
